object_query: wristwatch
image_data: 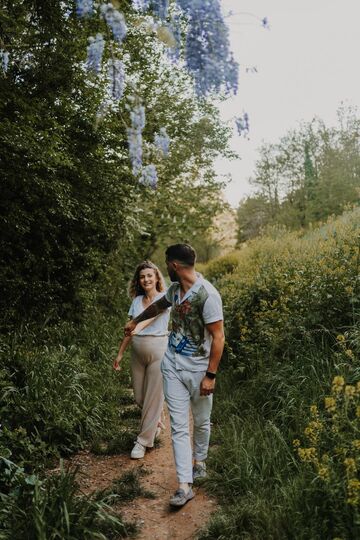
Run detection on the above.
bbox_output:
[206,371,216,380]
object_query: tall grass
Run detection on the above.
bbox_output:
[199,208,360,539]
[0,316,140,537]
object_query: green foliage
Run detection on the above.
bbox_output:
[237,107,360,243]
[0,460,136,540]
[199,208,360,539]
[0,1,232,325]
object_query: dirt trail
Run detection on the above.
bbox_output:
[70,409,217,540]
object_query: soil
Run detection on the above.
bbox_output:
[68,409,217,540]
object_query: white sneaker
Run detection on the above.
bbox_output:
[131,441,146,459]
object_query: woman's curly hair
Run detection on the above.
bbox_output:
[128,260,166,298]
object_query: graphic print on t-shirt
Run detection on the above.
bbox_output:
[168,285,209,357]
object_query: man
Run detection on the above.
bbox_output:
[124,244,225,507]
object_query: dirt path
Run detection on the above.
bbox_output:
[69,409,217,540]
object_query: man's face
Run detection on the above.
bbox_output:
[166,259,178,282]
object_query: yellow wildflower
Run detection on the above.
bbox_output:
[345,349,354,359]
[347,478,360,506]
[298,447,317,463]
[336,334,346,342]
[352,440,360,451]
[324,396,336,413]
[332,375,345,394]
[344,457,357,474]
[356,406,360,418]
[292,439,301,448]
[345,385,356,399]
[356,381,360,395]
[310,404,318,417]
[317,466,329,480]
[304,420,323,444]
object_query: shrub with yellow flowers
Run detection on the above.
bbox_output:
[204,208,360,373]
[295,375,360,511]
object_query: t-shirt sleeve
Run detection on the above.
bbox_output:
[128,298,136,318]
[165,283,176,305]
[203,293,223,324]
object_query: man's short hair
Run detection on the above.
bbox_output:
[165,244,196,266]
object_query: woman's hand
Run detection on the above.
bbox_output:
[124,319,137,336]
[113,355,122,371]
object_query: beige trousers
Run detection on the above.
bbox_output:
[131,335,168,447]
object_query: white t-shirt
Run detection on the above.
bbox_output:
[128,292,170,336]
[164,276,223,371]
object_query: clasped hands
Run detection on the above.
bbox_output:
[124,319,137,337]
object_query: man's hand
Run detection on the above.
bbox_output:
[124,319,137,336]
[200,375,216,396]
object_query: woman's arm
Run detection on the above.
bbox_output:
[113,334,132,370]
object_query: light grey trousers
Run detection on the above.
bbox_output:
[131,335,168,448]
[161,353,213,484]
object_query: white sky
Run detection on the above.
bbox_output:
[217,0,360,206]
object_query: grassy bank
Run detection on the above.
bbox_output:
[200,208,360,539]
[0,316,139,538]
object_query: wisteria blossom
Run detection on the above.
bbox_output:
[100,3,127,44]
[235,113,250,137]
[107,59,125,101]
[167,15,182,61]
[0,50,9,73]
[154,127,170,155]
[132,0,151,11]
[176,0,238,96]
[130,104,146,132]
[139,164,158,189]
[262,17,270,29]
[127,104,146,176]
[86,34,105,74]
[76,0,93,17]
[152,0,169,20]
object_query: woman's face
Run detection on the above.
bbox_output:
[139,268,157,293]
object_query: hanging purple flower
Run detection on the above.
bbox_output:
[101,4,127,44]
[176,0,239,96]
[107,59,125,101]
[127,128,143,176]
[86,34,105,74]
[152,0,169,19]
[139,164,158,189]
[127,104,146,176]
[0,50,9,73]
[261,17,270,29]
[130,104,146,132]
[225,53,239,95]
[132,0,168,19]
[132,0,151,11]
[76,0,93,17]
[167,15,182,61]
[154,127,170,155]
[235,113,250,137]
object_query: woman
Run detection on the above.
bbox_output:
[113,260,170,459]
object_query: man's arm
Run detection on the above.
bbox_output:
[124,295,171,336]
[200,320,225,396]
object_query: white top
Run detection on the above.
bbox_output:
[128,292,170,337]
[164,276,223,371]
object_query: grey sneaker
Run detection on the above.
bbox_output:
[169,487,194,507]
[193,462,207,481]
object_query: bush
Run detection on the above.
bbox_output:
[0,459,135,540]
[199,208,360,539]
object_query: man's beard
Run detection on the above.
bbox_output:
[168,268,178,282]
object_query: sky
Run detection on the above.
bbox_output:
[216,0,360,206]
